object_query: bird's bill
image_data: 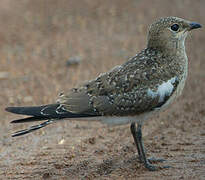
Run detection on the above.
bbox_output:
[189,22,202,30]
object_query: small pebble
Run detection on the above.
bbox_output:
[58,139,65,145]
[66,56,82,66]
[0,71,9,79]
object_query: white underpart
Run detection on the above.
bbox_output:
[100,112,155,125]
[147,77,176,103]
[75,112,155,126]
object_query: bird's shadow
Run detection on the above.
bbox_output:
[65,152,142,178]
[37,145,147,179]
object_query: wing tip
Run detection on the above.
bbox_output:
[5,106,23,114]
[10,119,20,123]
[5,107,13,112]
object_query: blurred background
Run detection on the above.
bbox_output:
[0,0,204,179]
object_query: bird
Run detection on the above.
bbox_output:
[5,17,201,171]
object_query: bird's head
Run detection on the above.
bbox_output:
[147,17,202,53]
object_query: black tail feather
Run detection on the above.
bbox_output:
[6,103,98,123]
[6,103,99,136]
[11,116,48,123]
[5,104,59,117]
[12,120,54,137]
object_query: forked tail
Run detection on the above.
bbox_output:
[6,103,97,136]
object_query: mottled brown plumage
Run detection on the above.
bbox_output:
[6,17,202,171]
[59,47,181,116]
[58,17,190,117]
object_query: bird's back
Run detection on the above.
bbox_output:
[58,47,187,117]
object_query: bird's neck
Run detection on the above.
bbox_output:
[147,39,186,57]
[147,39,188,77]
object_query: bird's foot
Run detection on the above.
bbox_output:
[147,156,166,163]
[138,156,171,171]
[144,161,171,171]
[138,156,165,163]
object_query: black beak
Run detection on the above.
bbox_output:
[189,22,202,30]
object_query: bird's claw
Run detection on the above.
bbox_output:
[147,157,166,163]
[145,162,171,171]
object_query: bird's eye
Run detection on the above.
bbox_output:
[171,24,179,31]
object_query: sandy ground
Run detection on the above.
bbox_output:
[0,0,205,179]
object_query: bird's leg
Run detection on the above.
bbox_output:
[135,123,158,171]
[130,123,169,171]
[130,122,143,162]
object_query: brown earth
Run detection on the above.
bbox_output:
[0,0,205,179]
